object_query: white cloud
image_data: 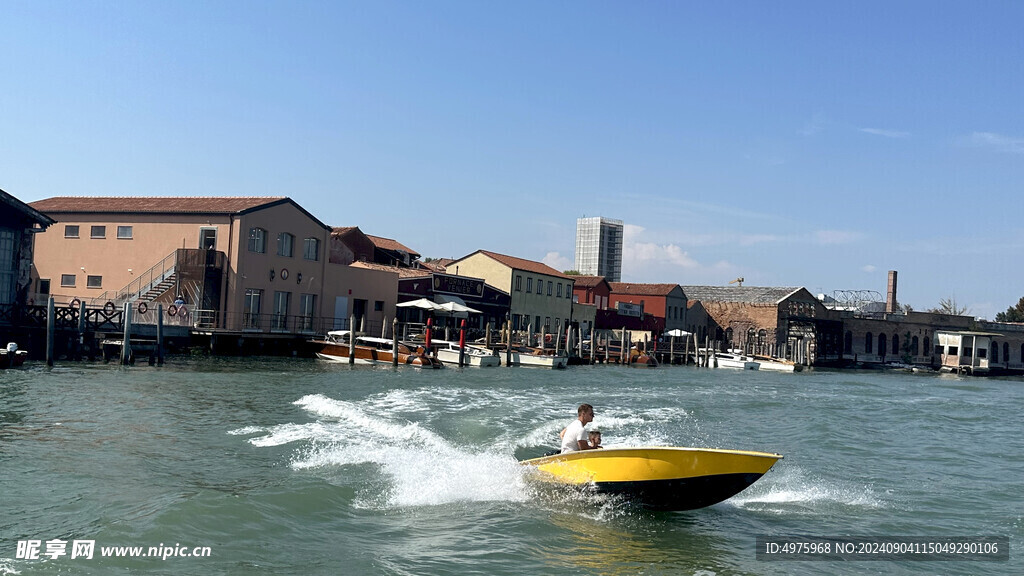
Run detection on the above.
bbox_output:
[968,131,1024,154]
[862,265,877,273]
[541,251,573,272]
[859,128,911,139]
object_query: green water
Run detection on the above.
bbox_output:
[1,358,1021,575]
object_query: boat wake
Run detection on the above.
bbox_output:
[723,465,885,513]
[234,394,531,509]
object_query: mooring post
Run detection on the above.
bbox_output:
[46,296,55,366]
[392,317,399,366]
[504,321,512,367]
[459,319,468,366]
[349,314,356,365]
[121,302,133,365]
[156,304,165,366]
[76,300,87,361]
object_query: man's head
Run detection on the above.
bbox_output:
[578,403,594,424]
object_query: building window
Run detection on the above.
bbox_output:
[116,226,133,239]
[299,293,316,331]
[303,237,319,261]
[91,225,106,239]
[38,278,50,295]
[912,336,919,356]
[248,228,267,253]
[878,334,887,356]
[1003,342,1009,363]
[514,275,522,291]
[86,275,102,289]
[547,281,553,296]
[923,337,930,356]
[374,300,384,312]
[199,227,217,250]
[865,332,873,354]
[272,291,290,331]
[64,225,80,238]
[948,346,959,356]
[526,278,533,293]
[244,288,263,328]
[992,341,999,363]
[278,233,294,257]
[557,284,562,298]
[61,274,76,287]
[567,286,572,299]
[892,334,899,355]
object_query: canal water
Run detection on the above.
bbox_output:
[1,358,1020,575]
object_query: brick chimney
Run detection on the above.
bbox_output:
[885,270,898,314]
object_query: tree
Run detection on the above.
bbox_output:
[927,297,970,316]
[995,296,1024,322]
[563,270,582,276]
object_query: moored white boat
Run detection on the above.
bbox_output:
[707,350,760,370]
[431,340,500,367]
[494,346,568,369]
[752,355,803,372]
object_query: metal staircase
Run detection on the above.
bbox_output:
[89,250,179,307]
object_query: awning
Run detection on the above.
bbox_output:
[665,329,692,337]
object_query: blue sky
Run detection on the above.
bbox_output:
[3,1,1022,318]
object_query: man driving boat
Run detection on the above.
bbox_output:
[560,403,598,453]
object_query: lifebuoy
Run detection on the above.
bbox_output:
[70,298,81,308]
[167,305,178,316]
[137,302,148,314]
[177,306,188,317]
[104,301,115,314]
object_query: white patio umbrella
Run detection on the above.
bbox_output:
[664,329,692,337]
[396,298,445,312]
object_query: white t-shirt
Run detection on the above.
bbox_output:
[560,419,587,453]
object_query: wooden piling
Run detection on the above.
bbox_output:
[156,304,165,366]
[349,314,356,365]
[76,300,87,361]
[46,296,55,366]
[392,317,399,366]
[121,302,133,365]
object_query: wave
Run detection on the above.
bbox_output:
[725,465,885,512]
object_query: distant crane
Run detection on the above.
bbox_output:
[729,277,744,287]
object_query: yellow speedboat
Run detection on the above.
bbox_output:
[521,446,782,510]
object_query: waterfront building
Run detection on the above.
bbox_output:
[608,282,688,334]
[447,250,574,336]
[681,285,842,364]
[0,188,54,309]
[28,196,398,335]
[571,275,612,310]
[386,267,511,332]
[574,217,623,282]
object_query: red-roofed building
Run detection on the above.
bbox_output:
[571,275,612,310]
[447,250,574,332]
[608,282,688,333]
[29,196,398,336]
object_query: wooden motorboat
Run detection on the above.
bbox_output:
[522,446,782,510]
[629,348,659,368]
[311,331,443,368]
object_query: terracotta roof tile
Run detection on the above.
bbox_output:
[609,282,683,296]
[571,275,609,288]
[29,196,289,215]
[466,250,572,280]
[365,234,419,256]
[350,261,429,278]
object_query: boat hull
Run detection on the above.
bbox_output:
[521,446,781,510]
[312,341,443,368]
